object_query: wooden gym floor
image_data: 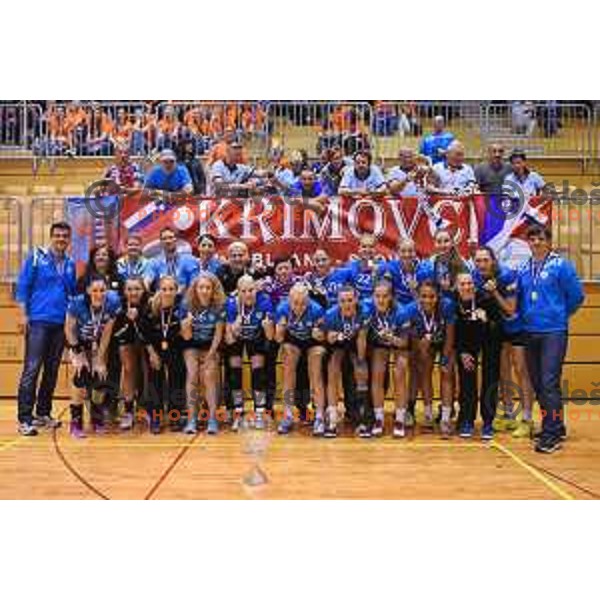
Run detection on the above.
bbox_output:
[1,399,599,499]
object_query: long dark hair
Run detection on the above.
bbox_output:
[77,243,119,293]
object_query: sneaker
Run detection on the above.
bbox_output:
[69,421,86,439]
[535,435,562,454]
[206,418,219,435]
[277,417,294,435]
[459,422,474,439]
[440,420,452,439]
[33,415,62,429]
[92,422,106,435]
[150,418,161,435]
[183,417,198,435]
[119,412,134,431]
[18,422,38,437]
[393,420,406,438]
[493,415,517,432]
[371,418,384,437]
[534,424,567,441]
[356,424,372,439]
[254,412,265,430]
[405,412,415,428]
[312,418,325,437]
[324,425,337,438]
[481,424,494,441]
[512,419,534,439]
[231,411,243,433]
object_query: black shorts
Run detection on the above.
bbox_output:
[284,334,321,353]
[113,325,138,347]
[328,338,358,355]
[501,330,527,347]
[181,339,214,352]
[228,337,269,358]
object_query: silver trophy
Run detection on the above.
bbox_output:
[240,414,272,487]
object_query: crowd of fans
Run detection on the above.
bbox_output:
[1,100,591,160]
[105,116,547,206]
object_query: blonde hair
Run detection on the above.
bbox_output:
[150,275,178,316]
[185,272,226,313]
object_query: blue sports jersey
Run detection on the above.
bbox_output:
[276,299,325,342]
[346,259,381,300]
[416,255,472,298]
[363,300,411,346]
[181,302,225,343]
[67,293,120,345]
[323,304,370,341]
[226,292,273,341]
[148,252,199,290]
[304,267,353,307]
[197,255,223,276]
[377,259,419,305]
[400,297,456,344]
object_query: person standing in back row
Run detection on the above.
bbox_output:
[15,222,77,435]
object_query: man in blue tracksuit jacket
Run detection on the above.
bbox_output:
[517,224,584,453]
[15,222,77,435]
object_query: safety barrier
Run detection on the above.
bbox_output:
[482,102,593,166]
[1,101,598,169]
[266,101,373,160]
[0,197,23,282]
[28,196,67,251]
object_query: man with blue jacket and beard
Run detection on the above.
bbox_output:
[16,222,77,435]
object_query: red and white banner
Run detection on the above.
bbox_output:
[119,193,551,269]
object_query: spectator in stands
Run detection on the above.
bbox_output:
[130,107,153,155]
[156,105,180,150]
[207,127,238,166]
[87,105,114,156]
[289,169,329,213]
[319,146,350,196]
[419,115,455,164]
[503,150,547,200]
[338,150,387,197]
[512,101,536,136]
[386,147,421,197]
[175,137,207,195]
[210,142,257,196]
[429,141,477,195]
[474,143,512,195]
[15,222,77,435]
[144,149,194,194]
[104,146,143,192]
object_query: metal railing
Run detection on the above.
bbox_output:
[482,102,593,167]
[266,101,373,161]
[1,100,598,169]
[28,196,66,251]
[0,196,23,282]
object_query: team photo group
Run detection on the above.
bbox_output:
[15,135,585,455]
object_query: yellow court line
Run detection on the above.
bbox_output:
[492,441,575,500]
[0,437,21,452]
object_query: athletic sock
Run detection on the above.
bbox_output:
[327,406,338,427]
[70,404,83,425]
[441,406,451,422]
[374,407,384,422]
[395,408,406,422]
[523,407,532,421]
[424,404,433,420]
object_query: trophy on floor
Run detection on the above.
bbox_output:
[240,412,272,487]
